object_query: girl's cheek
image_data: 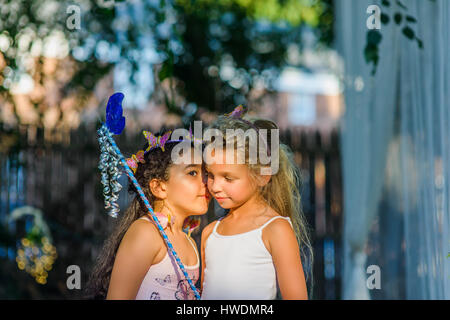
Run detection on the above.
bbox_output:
[206,178,213,189]
[206,182,213,194]
[225,182,244,198]
[221,184,232,196]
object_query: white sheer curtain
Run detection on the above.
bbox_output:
[397,0,450,299]
[335,0,450,299]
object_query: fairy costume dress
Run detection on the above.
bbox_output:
[135,214,200,300]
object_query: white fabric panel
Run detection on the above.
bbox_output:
[335,0,450,299]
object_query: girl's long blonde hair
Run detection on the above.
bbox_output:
[208,115,314,297]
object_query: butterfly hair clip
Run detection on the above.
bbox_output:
[143,130,173,153]
[125,150,145,174]
[223,104,271,157]
[225,104,246,119]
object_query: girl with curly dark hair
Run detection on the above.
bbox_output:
[85,130,210,300]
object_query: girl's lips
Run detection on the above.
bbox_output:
[215,197,228,200]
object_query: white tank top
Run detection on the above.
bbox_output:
[201,215,293,300]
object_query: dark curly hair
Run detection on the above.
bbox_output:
[84,129,195,299]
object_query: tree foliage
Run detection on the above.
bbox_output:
[0,0,334,125]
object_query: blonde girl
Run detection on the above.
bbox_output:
[200,108,313,300]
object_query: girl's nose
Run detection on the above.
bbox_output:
[209,179,221,194]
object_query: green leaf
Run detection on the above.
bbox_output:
[396,0,407,10]
[416,38,423,49]
[371,65,378,76]
[158,54,174,82]
[367,30,383,45]
[402,26,415,40]
[394,13,402,25]
[364,43,379,64]
[406,15,417,23]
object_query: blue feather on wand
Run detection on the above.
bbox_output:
[106,92,126,135]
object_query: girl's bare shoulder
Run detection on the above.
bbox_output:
[110,216,164,276]
[263,216,294,237]
[256,206,283,225]
[123,216,164,247]
[260,208,293,236]
[201,219,220,240]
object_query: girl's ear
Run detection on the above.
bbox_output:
[255,173,271,187]
[149,178,168,199]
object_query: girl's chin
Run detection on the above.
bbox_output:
[215,202,233,210]
[190,208,208,215]
[186,202,210,215]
